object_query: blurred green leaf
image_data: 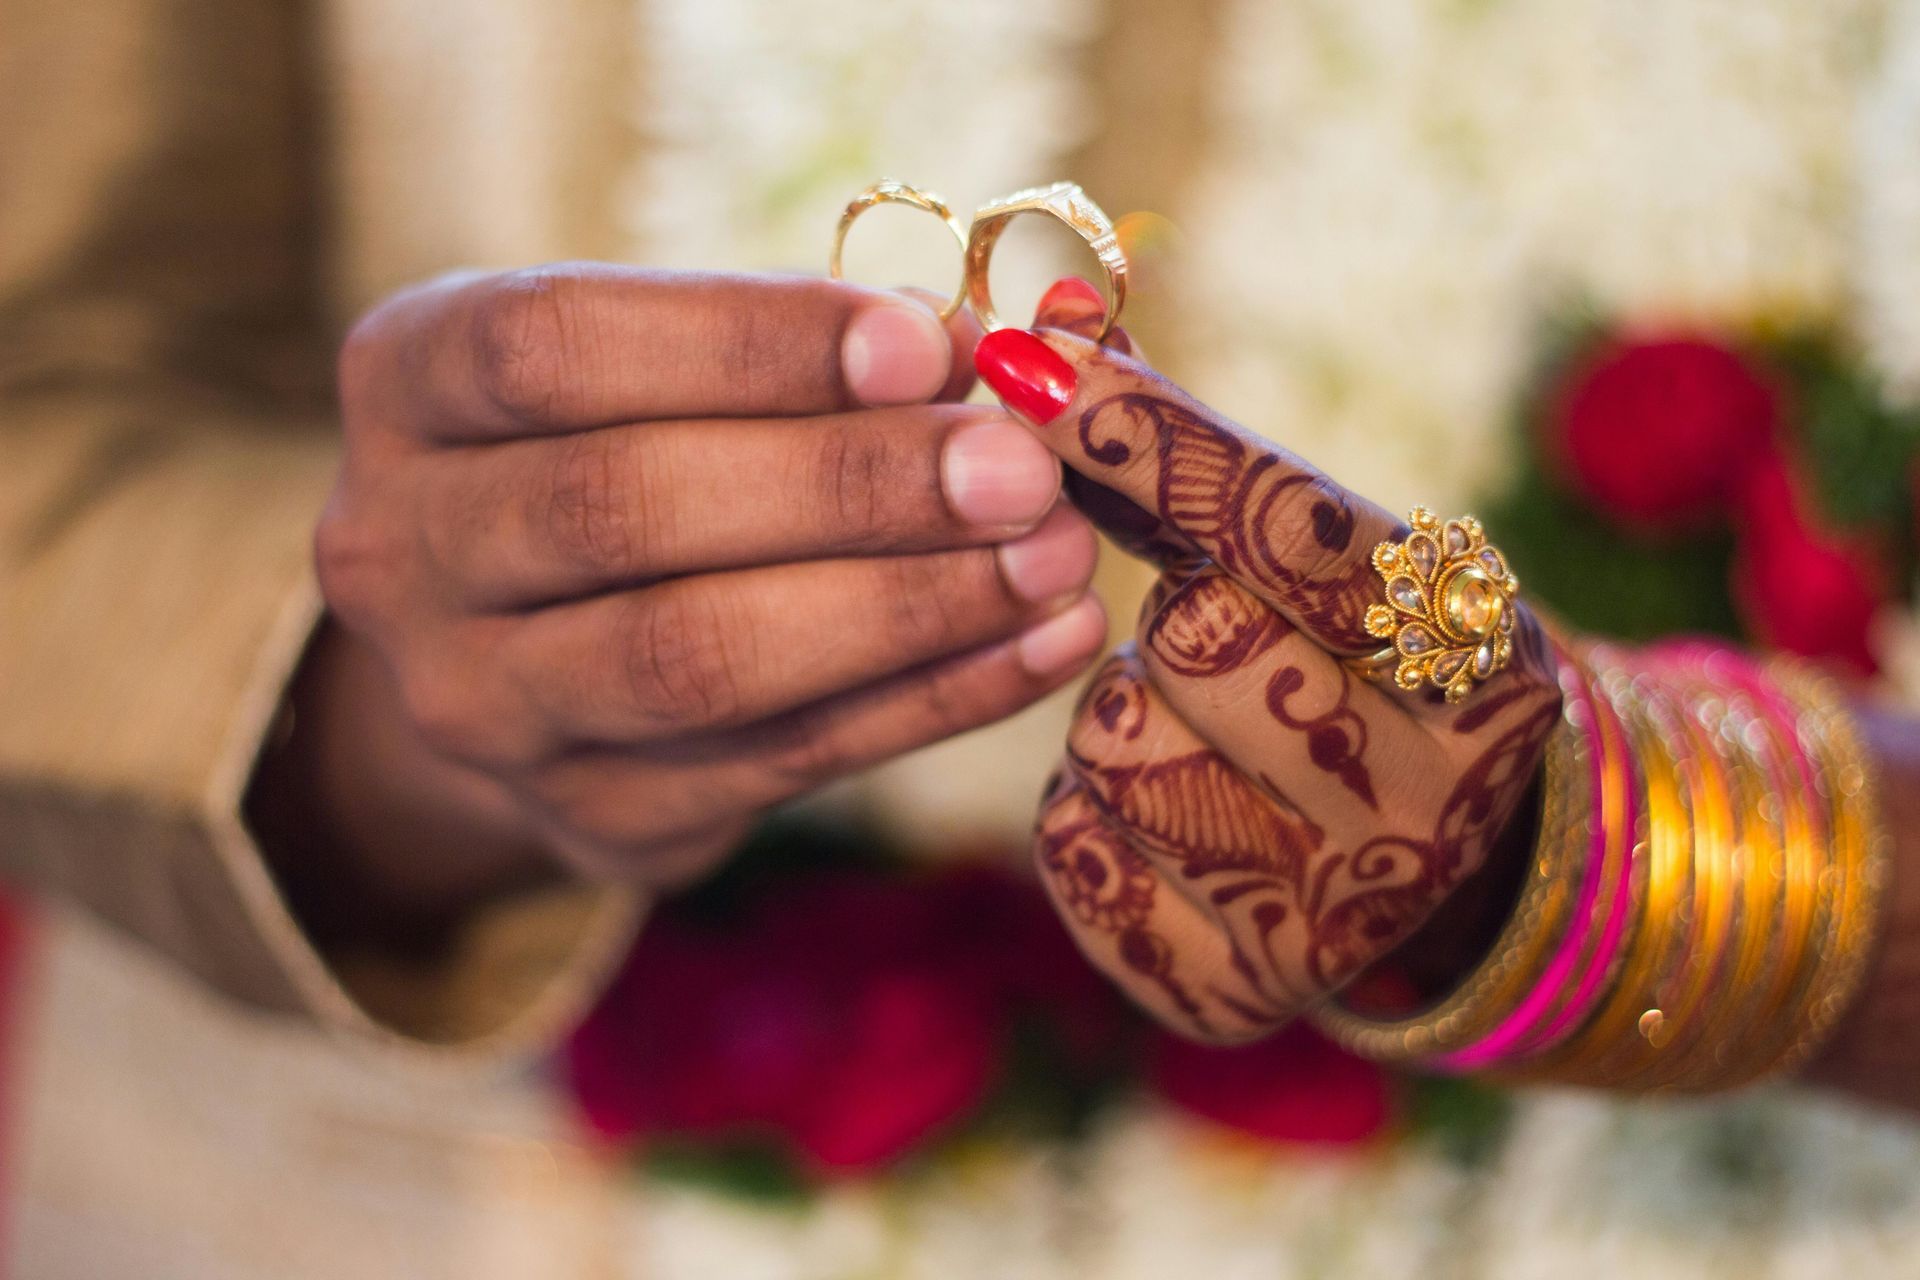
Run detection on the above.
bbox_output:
[1404,1074,1514,1168]
[643,1138,814,1206]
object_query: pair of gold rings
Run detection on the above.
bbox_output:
[830,179,1129,344]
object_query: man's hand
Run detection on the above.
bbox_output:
[268,265,1107,928]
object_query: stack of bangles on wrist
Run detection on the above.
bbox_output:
[1313,633,1891,1090]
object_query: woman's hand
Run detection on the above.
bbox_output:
[273,265,1109,928]
[978,285,1562,1042]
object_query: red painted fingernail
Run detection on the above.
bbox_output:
[1036,276,1103,316]
[975,329,1076,424]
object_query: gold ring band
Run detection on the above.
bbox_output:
[965,182,1127,343]
[829,180,970,322]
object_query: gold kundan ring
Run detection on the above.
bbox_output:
[965,181,1128,343]
[830,180,971,321]
[1352,507,1519,704]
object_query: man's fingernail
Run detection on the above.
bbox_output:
[1016,595,1108,677]
[998,506,1098,604]
[975,329,1077,424]
[842,301,951,406]
[1036,276,1103,317]
[943,417,1060,528]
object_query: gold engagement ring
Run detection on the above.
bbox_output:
[829,180,971,321]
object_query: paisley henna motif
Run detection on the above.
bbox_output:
[1069,747,1320,888]
[1076,392,1387,650]
[1143,572,1289,678]
[1302,700,1559,989]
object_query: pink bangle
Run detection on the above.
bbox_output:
[1512,665,1639,1057]
[1434,655,1636,1069]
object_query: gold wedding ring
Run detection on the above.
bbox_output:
[966,182,1128,343]
[830,180,970,321]
[1352,507,1519,704]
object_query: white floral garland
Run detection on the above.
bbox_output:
[1178,0,1884,516]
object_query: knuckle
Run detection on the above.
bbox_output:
[757,713,856,794]
[808,425,901,539]
[403,658,546,767]
[706,276,834,407]
[541,431,648,577]
[872,552,986,656]
[399,669,491,761]
[312,502,393,623]
[1259,474,1359,583]
[334,308,390,413]
[471,266,587,422]
[616,589,749,730]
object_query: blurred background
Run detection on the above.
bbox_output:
[18,0,1920,1275]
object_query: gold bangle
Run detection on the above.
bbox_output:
[1519,653,1887,1092]
[1618,670,1743,1087]
[1666,658,1821,1089]
[1524,662,1696,1085]
[1661,675,1788,1088]
[1744,663,1890,1083]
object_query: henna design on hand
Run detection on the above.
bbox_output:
[1062,635,1561,1018]
[1077,393,1386,650]
[1136,569,1377,810]
[1265,663,1376,809]
[1301,700,1558,988]
[1032,355,1568,1038]
[1143,572,1289,678]
[1035,790,1213,1032]
[1069,746,1321,891]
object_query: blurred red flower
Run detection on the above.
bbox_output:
[564,860,1120,1176]
[1553,334,1778,534]
[1148,1021,1394,1146]
[1731,452,1884,675]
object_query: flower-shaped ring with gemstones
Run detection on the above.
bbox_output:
[1352,507,1519,704]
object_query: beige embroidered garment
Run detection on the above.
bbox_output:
[0,0,643,1054]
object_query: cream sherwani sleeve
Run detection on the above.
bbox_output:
[0,0,640,1052]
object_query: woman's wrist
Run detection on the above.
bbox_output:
[1356,777,1540,1007]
